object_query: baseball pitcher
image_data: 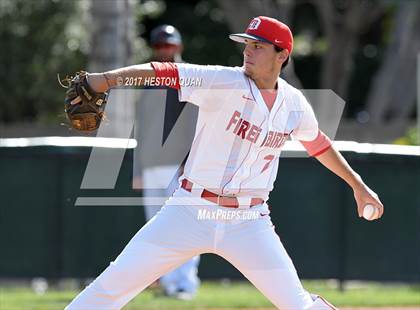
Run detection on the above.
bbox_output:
[64,16,384,309]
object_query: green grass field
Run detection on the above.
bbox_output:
[0,280,419,309]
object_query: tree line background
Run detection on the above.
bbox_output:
[0,0,418,144]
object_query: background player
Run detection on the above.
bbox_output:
[66,16,384,310]
[134,24,200,300]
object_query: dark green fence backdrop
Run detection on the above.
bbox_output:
[0,146,419,282]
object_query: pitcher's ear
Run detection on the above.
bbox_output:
[279,49,289,62]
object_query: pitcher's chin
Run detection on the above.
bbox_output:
[243,65,254,78]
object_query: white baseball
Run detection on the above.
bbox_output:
[363,204,379,221]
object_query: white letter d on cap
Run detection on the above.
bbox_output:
[248,18,261,30]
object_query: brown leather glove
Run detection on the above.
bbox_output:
[60,71,108,131]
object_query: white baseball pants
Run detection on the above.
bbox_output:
[142,165,200,295]
[66,188,336,310]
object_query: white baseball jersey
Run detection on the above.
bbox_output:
[177,64,319,201]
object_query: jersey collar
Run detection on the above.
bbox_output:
[247,76,285,118]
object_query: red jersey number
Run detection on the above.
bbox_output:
[261,155,275,173]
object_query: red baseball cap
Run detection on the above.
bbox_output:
[229,16,293,54]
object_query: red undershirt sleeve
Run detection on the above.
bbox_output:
[299,129,332,157]
[150,62,181,90]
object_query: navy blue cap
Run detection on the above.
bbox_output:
[150,25,182,46]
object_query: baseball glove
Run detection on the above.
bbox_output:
[59,71,108,131]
